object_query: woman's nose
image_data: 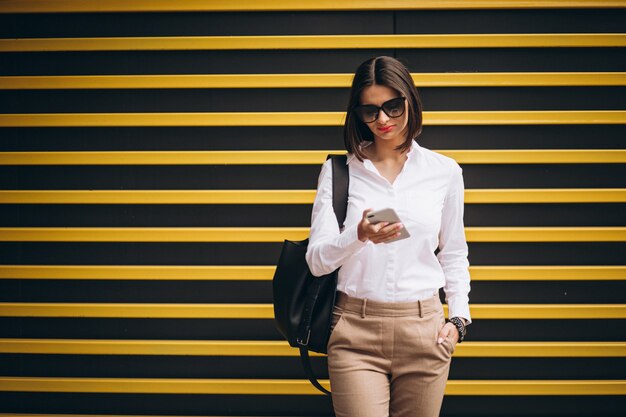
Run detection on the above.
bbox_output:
[377,108,390,123]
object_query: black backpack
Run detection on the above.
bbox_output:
[272,154,349,395]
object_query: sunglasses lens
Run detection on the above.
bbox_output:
[382,98,405,118]
[354,106,379,123]
[354,97,405,123]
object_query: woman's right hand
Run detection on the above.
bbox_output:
[357,208,404,244]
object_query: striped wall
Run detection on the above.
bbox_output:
[0,1,625,416]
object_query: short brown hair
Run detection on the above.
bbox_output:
[343,56,423,161]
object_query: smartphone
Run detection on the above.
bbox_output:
[366,207,410,242]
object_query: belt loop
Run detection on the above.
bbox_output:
[361,298,367,318]
[418,299,423,318]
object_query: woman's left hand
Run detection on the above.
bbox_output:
[437,322,459,346]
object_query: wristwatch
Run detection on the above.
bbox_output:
[446,316,467,343]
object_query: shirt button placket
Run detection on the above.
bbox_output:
[386,184,397,300]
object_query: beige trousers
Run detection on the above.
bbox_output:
[327,290,454,417]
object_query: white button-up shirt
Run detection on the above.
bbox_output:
[305,139,471,323]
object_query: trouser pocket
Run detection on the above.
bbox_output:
[435,308,455,356]
[328,305,348,349]
[330,305,345,333]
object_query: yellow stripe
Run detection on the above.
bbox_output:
[0,414,284,417]
[446,149,626,164]
[0,415,265,417]
[464,188,626,203]
[0,112,346,127]
[466,227,626,242]
[0,265,624,281]
[0,303,624,319]
[0,415,256,417]
[1,150,624,165]
[0,339,624,357]
[0,302,275,318]
[0,111,623,127]
[2,72,626,89]
[0,227,623,242]
[453,342,626,357]
[0,265,277,280]
[0,226,316,242]
[1,34,624,52]
[469,266,626,281]
[0,190,320,204]
[0,377,623,395]
[2,1,625,13]
[0,189,624,204]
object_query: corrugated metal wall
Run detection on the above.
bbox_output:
[0,1,625,416]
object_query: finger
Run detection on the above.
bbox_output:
[378,224,404,241]
[370,223,401,243]
[362,208,374,222]
[381,230,402,243]
[370,232,393,244]
[369,230,390,244]
[379,222,402,234]
[364,221,390,244]
[371,230,397,244]
[371,221,390,233]
[437,324,451,344]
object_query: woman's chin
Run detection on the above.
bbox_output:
[373,132,405,143]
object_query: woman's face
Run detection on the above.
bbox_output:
[359,84,409,144]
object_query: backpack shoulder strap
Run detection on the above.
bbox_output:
[328,154,349,229]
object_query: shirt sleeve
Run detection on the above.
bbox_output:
[437,163,472,324]
[305,159,368,277]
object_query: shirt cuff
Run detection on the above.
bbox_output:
[337,222,368,255]
[448,298,472,325]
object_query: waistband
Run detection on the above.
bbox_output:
[334,290,441,318]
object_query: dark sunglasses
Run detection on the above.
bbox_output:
[353,97,406,123]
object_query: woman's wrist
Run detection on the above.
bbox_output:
[357,224,368,242]
[446,317,467,343]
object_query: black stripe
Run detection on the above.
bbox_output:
[0,11,395,38]
[2,354,624,380]
[1,164,624,189]
[2,318,624,341]
[1,242,624,265]
[1,48,625,76]
[1,204,624,227]
[1,125,625,151]
[0,50,396,76]
[1,9,624,38]
[1,280,625,304]
[0,392,624,415]
[2,87,626,112]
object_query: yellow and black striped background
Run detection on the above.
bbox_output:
[0,1,625,416]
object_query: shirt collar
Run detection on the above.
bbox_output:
[346,139,419,165]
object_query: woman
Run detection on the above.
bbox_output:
[305,56,471,417]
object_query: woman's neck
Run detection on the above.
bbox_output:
[366,138,409,162]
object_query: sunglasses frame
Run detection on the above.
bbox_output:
[353,96,407,123]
